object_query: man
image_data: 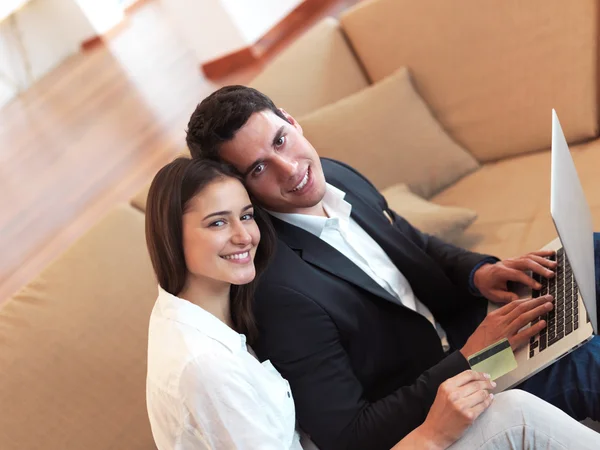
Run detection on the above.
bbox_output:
[186,86,600,450]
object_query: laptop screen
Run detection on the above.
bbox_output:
[550,109,598,333]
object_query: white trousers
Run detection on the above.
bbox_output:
[449,389,600,450]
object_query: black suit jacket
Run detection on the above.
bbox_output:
[253,159,492,450]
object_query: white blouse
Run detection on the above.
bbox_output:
[146,286,303,449]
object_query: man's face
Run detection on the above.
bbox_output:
[220,110,327,215]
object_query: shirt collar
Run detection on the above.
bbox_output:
[155,286,246,353]
[268,183,352,238]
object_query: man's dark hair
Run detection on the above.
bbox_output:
[186,85,289,160]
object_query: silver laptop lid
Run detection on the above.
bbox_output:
[551,109,597,333]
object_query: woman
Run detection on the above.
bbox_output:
[145,157,295,448]
[145,157,600,450]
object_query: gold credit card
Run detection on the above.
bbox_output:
[467,338,517,381]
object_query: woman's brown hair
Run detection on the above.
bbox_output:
[145,157,276,343]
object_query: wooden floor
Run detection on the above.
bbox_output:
[0,0,361,304]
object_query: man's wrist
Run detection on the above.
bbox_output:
[469,257,500,296]
[459,346,470,360]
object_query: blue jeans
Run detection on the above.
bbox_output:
[516,335,600,421]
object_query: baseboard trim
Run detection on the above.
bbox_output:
[201,0,337,79]
[124,0,152,14]
[80,0,146,52]
[202,47,260,80]
[81,35,104,52]
[80,21,129,52]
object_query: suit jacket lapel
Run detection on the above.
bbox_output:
[271,216,402,306]
[345,189,452,305]
[344,189,419,264]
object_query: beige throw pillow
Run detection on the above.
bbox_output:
[298,67,480,198]
[381,183,477,243]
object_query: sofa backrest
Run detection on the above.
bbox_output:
[0,205,157,450]
[250,17,370,117]
[340,0,600,162]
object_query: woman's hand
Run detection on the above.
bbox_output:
[392,370,495,450]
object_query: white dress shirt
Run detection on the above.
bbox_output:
[146,287,303,450]
[269,183,440,330]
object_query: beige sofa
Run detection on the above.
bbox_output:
[3,0,600,448]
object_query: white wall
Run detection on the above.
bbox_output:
[0,0,96,108]
[159,0,246,62]
[74,0,124,34]
[159,0,303,62]
[220,0,302,44]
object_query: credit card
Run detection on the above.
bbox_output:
[467,338,517,381]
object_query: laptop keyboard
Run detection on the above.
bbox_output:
[529,248,580,358]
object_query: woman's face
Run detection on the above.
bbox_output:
[182,177,260,287]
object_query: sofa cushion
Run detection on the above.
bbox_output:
[132,183,150,212]
[566,139,600,211]
[131,151,191,213]
[298,67,479,198]
[250,17,369,117]
[431,139,600,258]
[381,183,477,243]
[0,205,157,449]
[340,0,599,162]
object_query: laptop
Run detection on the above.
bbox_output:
[494,109,598,392]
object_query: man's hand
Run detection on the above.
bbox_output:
[474,250,557,304]
[460,295,553,359]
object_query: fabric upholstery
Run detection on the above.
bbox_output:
[340,0,599,162]
[131,183,150,212]
[432,139,600,258]
[250,17,369,117]
[298,68,480,198]
[381,183,477,243]
[130,151,190,213]
[0,205,157,450]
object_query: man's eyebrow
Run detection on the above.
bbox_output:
[271,126,285,148]
[243,158,264,178]
[242,126,285,177]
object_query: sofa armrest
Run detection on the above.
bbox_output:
[0,205,157,450]
[251,17,369,117]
